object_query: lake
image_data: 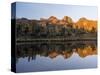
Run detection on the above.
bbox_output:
[16,41,97,72]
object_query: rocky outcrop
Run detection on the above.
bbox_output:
[16,16,97,33]
[75,17,97,32]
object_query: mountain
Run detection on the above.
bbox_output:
[74,17,97,32]
[46,16,73,26]
[48,16,58,25]
[62,16,73,24]
[16,16,97,32]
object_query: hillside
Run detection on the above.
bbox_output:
[13,16,97,41]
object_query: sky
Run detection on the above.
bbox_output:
[12,2,98,21]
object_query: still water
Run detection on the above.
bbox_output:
[16,41,97,72]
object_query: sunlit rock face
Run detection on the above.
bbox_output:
[47,16,73,26]
[62,16,73,24]
[58,16,73,27]
[74,17,97,32]
[48,16,58,25]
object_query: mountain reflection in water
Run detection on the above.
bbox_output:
[16,41,97,72]
[16,41,97,62]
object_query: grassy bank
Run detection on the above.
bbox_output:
[16,37,97,43]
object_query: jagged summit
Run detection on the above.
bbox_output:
[16,16,97,32]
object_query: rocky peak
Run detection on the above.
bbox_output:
[48,16,58,25]
[62,16,73,24]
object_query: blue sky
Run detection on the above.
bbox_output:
[14,2,97,21]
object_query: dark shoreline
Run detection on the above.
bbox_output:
[16,38,97,43]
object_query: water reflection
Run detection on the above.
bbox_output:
[16,41,97,72]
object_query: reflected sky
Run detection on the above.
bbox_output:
[16,53,97,72]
